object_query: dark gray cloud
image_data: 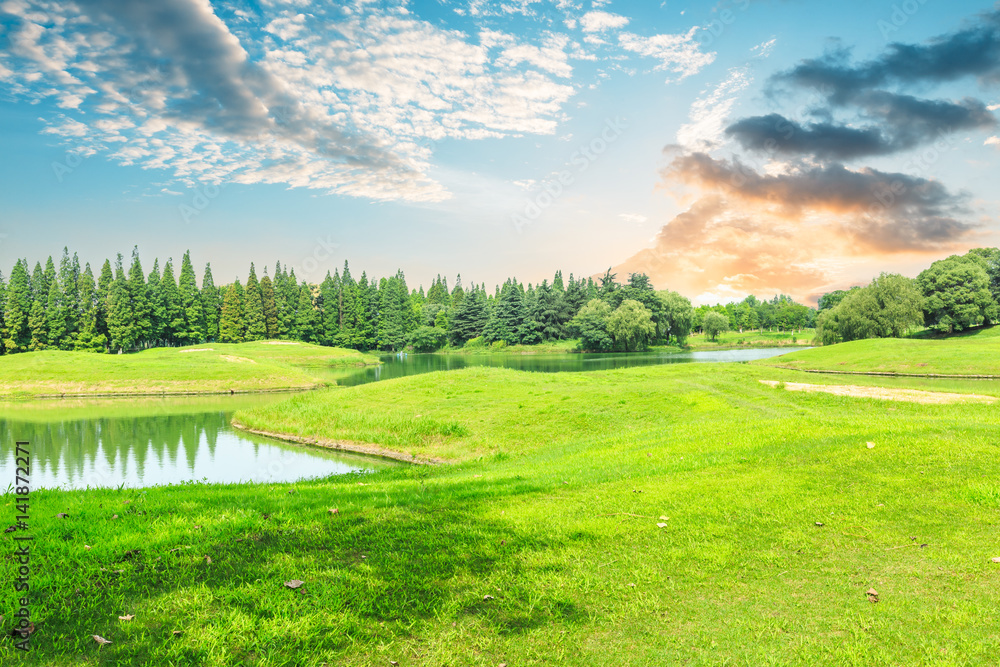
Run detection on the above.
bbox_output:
[726,94,994,160]
[776,9,1000,99]
[725,114,892,160]
[723,9,1000,162]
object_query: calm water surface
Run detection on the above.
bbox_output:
[0,395,394,490]
[1,347,803,489]
[329,347,806,386]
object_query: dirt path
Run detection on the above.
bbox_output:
[759,380,996,404]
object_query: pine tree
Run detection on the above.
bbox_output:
[107,254,134,352]
[178,251,205,343]
[294,283,316,341]
[260,271,278,339]
[127,248,151,347]
[244,263,266,341]
[273,262,294,338]
[356,272,378,350]
[483,279,524,344]
[75,264,106,352]
[28,298,47,351]
[146,259,165,343]
[96,259,113,342]
[377,271,413,351]
[46,277,68,348]
[201,264,220,341]
[218,282,245,343]
[449,285,489,345]
[3,259,32,353]
[58,248,80,345]
[159,259,183,345]
[0,271,6,354]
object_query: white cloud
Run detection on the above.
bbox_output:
[986,136,1000,147]
[618,28,715,82]
[579,10,629,33]
[618,213,648,224]
[676,66,751,150]
[750,37,776,58]
[0,0,580,202]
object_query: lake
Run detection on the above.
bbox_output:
[328,347,807,386]
[0,347,802,489]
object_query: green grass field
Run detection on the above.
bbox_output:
[758,325,1000,376]
[0,342,380,398]
[5,362,1000,665]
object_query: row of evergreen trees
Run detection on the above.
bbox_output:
[0,247,817,355]
[0,247,603,354]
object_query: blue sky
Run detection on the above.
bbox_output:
[1,0,998,303]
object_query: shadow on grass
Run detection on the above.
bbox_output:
[4,467,591,663]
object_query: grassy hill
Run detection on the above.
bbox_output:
[0,341,380,398]
[755,325,1000,376]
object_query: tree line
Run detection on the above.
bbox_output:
[815,248,1000,344]
[0,247,820,355]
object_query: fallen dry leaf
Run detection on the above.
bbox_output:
[328,508,339,515]
[991,557,1000,563]
[390,661,399,666]
[483,594,495,601]
[84,545,91,550]
[92,635,112,645]
[204,556,212,564]
[815,522,824,527]
[866,442,875,449]
[867,588,879,603]
[659,516,669,520]
[56,513,68,518]
[172,630,183,637]
[284,580,305,589]
[112,515,119,520]
[119,614,134,621]
[656,523,668,528]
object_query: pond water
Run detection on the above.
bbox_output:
[0,347,804,490]
[327,347,806,386]
[0,395,395,490]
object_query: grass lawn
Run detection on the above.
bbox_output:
[4,362,1000,664]
[683,328,815,351]
[0,342,380,398]
[757,325,1000,376]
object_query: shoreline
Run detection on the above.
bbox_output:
[0,384,327,401]
[230,419,444,465]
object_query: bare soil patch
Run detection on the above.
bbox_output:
[759,380,995,404]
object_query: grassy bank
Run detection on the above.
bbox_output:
[683,328,815,350]
[757,325,1000,376]
[6,362,1000,664]
[0,342,380,398]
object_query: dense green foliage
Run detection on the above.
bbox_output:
[816,273,924,344]
[702,311,729,341]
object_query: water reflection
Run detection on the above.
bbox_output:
[329,347,806,387]
[0,410,393,490]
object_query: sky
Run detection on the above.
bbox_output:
[1,0,999,304]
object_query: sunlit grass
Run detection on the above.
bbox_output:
[3,363,999,664]
[0,342,380,398]
[758,325,1000,376]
